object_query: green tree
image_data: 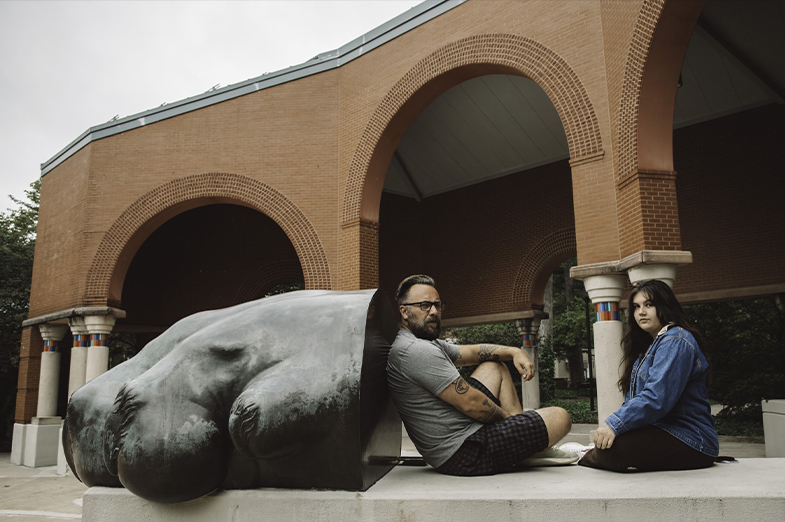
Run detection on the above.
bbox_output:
[0,179,40,449]
[549,258,593,388]
[686,297,785,436]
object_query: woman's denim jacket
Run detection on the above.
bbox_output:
[605,325,719,457]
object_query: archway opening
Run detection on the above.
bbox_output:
[118,204,304,334]
[378,73,576,325]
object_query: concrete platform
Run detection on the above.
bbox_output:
[0,425,772,521]
[82,459,785,522]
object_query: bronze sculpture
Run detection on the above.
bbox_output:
[63,289,401,503]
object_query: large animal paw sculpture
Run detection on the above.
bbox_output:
[63,289,400,503]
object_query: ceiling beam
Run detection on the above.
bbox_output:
[695,17,785,103]
[394,151,423,202]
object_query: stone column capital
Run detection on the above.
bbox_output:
[69,316,87,335]
[38,323,68,342]
[515,316,542,336]
[583,274,627,304]
[83,315,117,335]
[627,264,678,287]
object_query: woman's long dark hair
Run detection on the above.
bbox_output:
[618,279,706,393]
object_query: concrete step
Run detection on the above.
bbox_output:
[83,458,784,522]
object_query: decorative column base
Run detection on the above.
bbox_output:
[10,417,62,468]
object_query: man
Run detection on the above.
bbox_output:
[387,274,577,475]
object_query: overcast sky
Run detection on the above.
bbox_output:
[0,0,422,210]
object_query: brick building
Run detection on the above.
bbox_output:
[12,0,785,464]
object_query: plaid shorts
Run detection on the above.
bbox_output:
[436,378,549,476]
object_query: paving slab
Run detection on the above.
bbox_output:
[0,456,86,521]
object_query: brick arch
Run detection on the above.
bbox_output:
[616,0,704,180]
[614,0,703,256]
[342,33,604,225]
[233,260,304,304]
[85,172,331,305]
[512,227,577,309]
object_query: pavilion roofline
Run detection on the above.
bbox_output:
[41,0,465,177]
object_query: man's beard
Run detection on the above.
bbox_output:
[409,316,441,341]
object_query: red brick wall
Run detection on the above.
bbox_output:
[380,160,576,322]
[675,104,785,297]
[15,327,42,424]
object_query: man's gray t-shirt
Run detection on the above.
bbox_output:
[387,328,483,467]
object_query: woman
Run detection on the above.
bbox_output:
[579,279,718,471]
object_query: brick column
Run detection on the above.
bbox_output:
[67,317,89,399]
[515,317,542,410]
[583,275,627,424]
[84,315,116,382]
[35,324,68,418]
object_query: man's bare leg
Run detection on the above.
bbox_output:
[471,362,571,450]
[470,362,523,415]
[532,406,572,447]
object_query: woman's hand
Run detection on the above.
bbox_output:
[593,425,616,450]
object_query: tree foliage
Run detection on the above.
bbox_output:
[0,180,40,447]
[685,297,785,436]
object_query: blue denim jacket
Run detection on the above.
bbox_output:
[605,325,719,457]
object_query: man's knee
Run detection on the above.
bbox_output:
[470,361,509,382]
[476,360,508,373]
[535,406,571,440]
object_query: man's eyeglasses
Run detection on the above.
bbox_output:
[402,301,446,312]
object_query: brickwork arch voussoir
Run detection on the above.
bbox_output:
[616,0,668,181]
[85,173,331,304]
[342,33,604,223]
[512,227,577,308]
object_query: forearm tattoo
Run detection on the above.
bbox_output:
[478,397,506,423]
[478,344,502,362]
[454,377,470,395]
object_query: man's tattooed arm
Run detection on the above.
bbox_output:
[477,397,507,423]
[454,377,470,394]
[438,376,510,423]
[455,344,507,366]
[477,344,502,362]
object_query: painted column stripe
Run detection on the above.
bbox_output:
[594,302,620,322]
[43,340,59,353]
[90,333,107,347]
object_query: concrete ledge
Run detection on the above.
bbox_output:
[83,459,785,522]
[570,250,693,280]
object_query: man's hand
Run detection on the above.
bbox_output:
[456,344,534,381]
[593,425,616,449]
[438,376,509,423]
[512,350,534,382]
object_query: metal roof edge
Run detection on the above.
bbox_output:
[41,0,467,176]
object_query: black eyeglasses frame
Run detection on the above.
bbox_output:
[401,301,446,312]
